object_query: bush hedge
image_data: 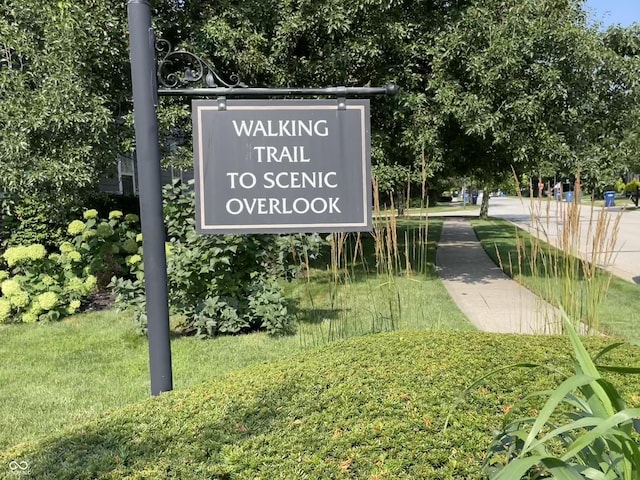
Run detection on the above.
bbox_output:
[1,331,638,479]
[111,180,325,337]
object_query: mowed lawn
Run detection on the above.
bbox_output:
[0,311,309,451]
[0,218,474,451]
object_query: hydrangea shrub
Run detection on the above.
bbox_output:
[111,180,325,338]
[0,208,140,324]
[0,242,96,324]
[67,210,141,288]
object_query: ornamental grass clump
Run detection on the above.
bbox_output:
[497,172,622,334]
[294,168,441,346]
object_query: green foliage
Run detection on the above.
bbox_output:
[67,209,141,288]
[372,163,411,194]
[1,331,639,479]
[158,0,459,193]
[485,315,640,479]
[0,218,468,451]
[112,181,324,337]
[0,0,131,218]
[428,0,640,193]
[0,194,72,250]
[0,241,96,324]
[2,0,640,233]
[0,207,141,324]
[624,179,640,193]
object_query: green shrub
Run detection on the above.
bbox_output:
[0,242,96,324]
[67,209,141,288]
[1,331,638,479]
[111,180,324,337]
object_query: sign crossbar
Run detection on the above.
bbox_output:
[159,84,398,98]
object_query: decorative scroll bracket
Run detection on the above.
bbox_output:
[155,38,247,90]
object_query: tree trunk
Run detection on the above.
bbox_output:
[479,185,490,219]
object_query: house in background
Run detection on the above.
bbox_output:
[99,153,193,196]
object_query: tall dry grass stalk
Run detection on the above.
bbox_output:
[296,173,433,347]
[508,170,622,334]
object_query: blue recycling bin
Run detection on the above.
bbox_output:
[604,191,616,207]
[471,193,478,205]
[564,191,574,203]
[463,193,470,203]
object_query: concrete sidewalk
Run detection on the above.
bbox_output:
[436,217,562,334]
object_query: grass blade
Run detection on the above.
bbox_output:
[560,408,640,461]
[522,374,597,454]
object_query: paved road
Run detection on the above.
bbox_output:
[487,196,640,284]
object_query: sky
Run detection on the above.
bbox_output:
[583,0,640,28]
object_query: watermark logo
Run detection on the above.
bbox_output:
[8,461,30,476]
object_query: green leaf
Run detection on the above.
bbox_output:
[521,374,597,454]
[592,342,626,363]
[562,312,616,419]
[561,408,640,461]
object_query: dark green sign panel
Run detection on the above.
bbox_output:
[192,99,371,233]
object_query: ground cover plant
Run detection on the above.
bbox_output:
[1,331,638,479]
[470,217,639,339]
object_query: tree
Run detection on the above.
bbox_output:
[0,0,131,245]
[151,0,475,204]
[598,24,640,180]
[426,0,640,216]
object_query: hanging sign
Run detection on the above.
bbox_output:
[192,99,371,233]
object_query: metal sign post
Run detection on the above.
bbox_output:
[127,0,172,396]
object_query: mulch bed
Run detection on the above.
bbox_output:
[81,291,116,312]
